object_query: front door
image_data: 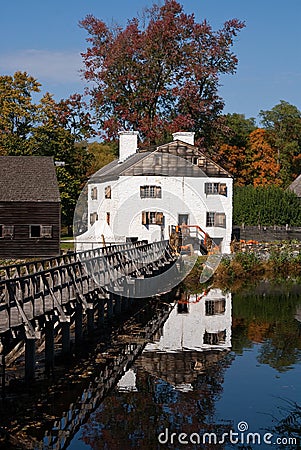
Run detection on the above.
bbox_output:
[178,214,189,226]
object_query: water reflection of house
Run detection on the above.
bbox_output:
[117,368,138,392]
[118,289,232,392]
[145,288,232,352]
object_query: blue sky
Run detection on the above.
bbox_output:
[1,0,301,124]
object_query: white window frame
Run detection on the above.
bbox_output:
[205,182,227,196]
[140,185,162,199]
[206,212,226,228]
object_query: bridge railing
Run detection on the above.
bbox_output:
[0,240,174,336]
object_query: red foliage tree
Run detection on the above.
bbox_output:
[80,1,245,144]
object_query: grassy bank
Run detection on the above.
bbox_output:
[183,249,301,292]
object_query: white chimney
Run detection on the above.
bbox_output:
[118,131,139,163]
[172,131,195,146]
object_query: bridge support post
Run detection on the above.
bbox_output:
[25,338,36,382]
[75,302,83,348]
[121,294,128,312]
[1,338,6,399]
[61,322,70,355]
[45,318,55,376]
[87,307,94,335]
[114,295,122,315]
[107,293,114,318]
[97,297,105,327]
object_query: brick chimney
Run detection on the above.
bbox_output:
[118,131,139,163]
[172,132,195,146]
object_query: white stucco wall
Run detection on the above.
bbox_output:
[87,174,232,253]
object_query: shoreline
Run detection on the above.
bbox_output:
[183,240,301,292]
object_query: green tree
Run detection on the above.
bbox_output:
[0,71,40,154]
[260,101,301,185]
[86,141,117,176]
[0,72,95,230]
[223,113,256,148]
[233,185,301,226]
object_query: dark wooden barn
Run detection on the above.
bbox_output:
[0,156,61,259]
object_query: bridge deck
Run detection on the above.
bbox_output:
[0,240,176,339]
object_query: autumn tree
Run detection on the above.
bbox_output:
[80,0,245,144]
[246,128,280,186]
[211,114,256,184]
[214,143,247,185]
[260,101,301,185]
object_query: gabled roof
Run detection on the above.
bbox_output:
[0,156,60,202]
[89,139,231,184]
[289,174,301,197]
[156,140,231,177]
[89,153,148,183]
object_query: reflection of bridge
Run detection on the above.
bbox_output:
[0,240,178,386]
[0,293,175,449]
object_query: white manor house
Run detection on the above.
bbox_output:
[78,131,233,253]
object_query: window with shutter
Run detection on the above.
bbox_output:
[140,185,161,198]
[205,182,227,196]
[41,225,52,238]
[155,186,162,198]
[206,212,215,227]
[206,212,226,227]
[91,187,98,200]
[205,299,226,315]
[105,185,111,199]
[215,213,226,228]
[142,212,147,225]
[90,212,98,226]
[203,330,226,345]
[219,183,227,196]
[142,211,164,225]
[0,225,14,238]
[155,212,164,225]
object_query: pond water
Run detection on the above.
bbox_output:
[68,282,301,449]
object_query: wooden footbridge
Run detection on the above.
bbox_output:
[0,240,177,388]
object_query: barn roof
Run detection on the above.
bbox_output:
[289,174,301,197]
[0,156,60,202]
